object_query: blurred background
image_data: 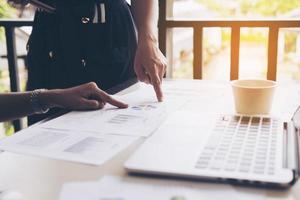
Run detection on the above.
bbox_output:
[167,0,300,80]
[0,0,299,136]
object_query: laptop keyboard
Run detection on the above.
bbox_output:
[195,115,281,175]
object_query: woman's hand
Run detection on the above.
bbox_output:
[42,82,128,110]
[134,35,167,102]
[0,82,127,122]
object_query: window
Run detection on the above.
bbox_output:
[160,0,300,81]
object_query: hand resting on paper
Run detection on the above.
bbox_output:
[0,82,128,122]
[43,82,128,110]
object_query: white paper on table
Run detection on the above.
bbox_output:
[59,175,243,200]
[271,82,300,120]
[40,81,232,138]
[41,83,185,137]
[162,80,234,114]
[0,127,138,165]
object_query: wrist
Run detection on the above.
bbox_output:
[39,89,61,109]
[30,89,51,114]
[138,27,158,44]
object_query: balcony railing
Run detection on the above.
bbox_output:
[158,0,300,80]
[0,19,34,131]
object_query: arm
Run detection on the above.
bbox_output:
[0,92,34,122]
[131,0,167,102]
[0,82,128,122]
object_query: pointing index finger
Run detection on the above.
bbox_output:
[97,90,128,108]
[152,75,164,102]
[146,66,164,102]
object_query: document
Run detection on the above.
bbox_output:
[59,175,240,200]
[0,83,183,165]
[162,80,234,114]
[41,84,184,137]
[0,127,138,165]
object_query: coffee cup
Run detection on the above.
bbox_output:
[231,79,277,115]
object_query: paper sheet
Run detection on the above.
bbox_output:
[41,84,184,137]
[39,81,233,138]
[59,175,241,200]
[0,127,138,165]
[162,80,234,114]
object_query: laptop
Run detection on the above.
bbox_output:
[125,108,300,188]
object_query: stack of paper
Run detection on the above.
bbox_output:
[0,128,138,165]
[39,82,189,137]
[0,83,183,165]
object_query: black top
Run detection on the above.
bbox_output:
[26,0,138,124]
[27,0,137,89]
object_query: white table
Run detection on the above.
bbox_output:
[1,79,300,200]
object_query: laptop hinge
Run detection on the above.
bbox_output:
[290,106,300,176]
[284,122,299,176]
[294,127,300,176]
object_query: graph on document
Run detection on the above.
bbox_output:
[102,102,166,137]
[131,104,158,111]
[107,114,144,125]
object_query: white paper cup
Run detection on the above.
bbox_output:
[231,79,277,115]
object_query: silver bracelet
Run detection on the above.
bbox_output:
[30,89,50,114]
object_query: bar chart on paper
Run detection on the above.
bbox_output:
[40,85,183,137]
[0,127,138,165]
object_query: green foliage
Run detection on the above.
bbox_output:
[222,29,268,44]
[238,0,254,15]
[196,0,229,17]
[285,33,297,53]
[254,0,300,16]
[0,1,15,40]
[196,0,300,17]
[0,1,14,18]
[4,122,14,136]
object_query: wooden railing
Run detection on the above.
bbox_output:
[158,0,300,81]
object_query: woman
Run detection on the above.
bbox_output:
[0,82,127,122]
[8,0,167,125]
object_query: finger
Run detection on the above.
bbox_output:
[80,99,101,110]
[158,69,164,82]
[97,90,128,108]
[97,101,105,109]
[163,65,167,79]
[134,59,148,83]
[149,73,164,102]
[153,75,164,102]
[144,70,151,84]
[157,63,166,83]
